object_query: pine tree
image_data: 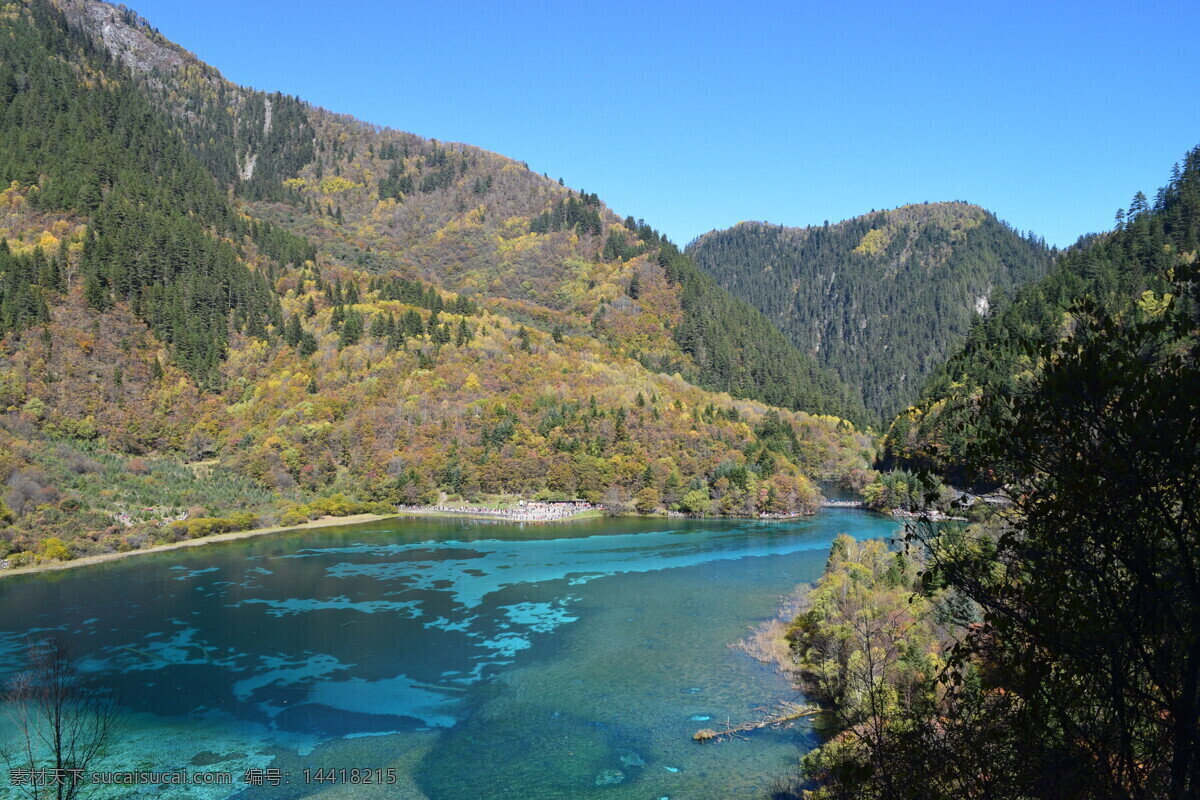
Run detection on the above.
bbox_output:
[83,273,109,311]
[298,330,318,357]
[338,309,364,348]
[368,313,388,339]
[403,310,424,337]
[284,315,303,347]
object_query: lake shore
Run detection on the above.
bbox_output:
[396,503,604,523]
[0,512,398,580]
[0,505,614,580]
[0,501,845,580]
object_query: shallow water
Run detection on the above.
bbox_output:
[0,510,900,799]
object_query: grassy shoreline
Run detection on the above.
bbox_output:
[0,512,398,580]
[0,502,838,581]
[0,506,616,581]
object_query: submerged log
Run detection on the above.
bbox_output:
[692,701,820,743]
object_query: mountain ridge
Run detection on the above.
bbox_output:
[881,145,1200,485]
[687,201,1055,418]
[48,0,871,423]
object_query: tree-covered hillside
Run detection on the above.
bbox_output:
[0,0,305,386]
[789,145,1200,800]
[883,147,1200,484]
[0,0,874,564]
[688,203,1054,420]
[44,0,865,425]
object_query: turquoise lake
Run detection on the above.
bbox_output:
[0,510,900,799]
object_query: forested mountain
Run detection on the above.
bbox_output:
[790,145,1200,800]
[44,0,865,426]
[883,149,1200,484]
[688,204,1054,419]
[0,0,293,385]
[6,0,1199,794]
[0,0,872,563]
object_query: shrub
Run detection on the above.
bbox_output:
[39,537,70,561]
[679,489,712,514]
[634,487,661,514]
[280,508,309,526]
[166,513,259,540]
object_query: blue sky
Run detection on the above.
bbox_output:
[129,0,1199,248]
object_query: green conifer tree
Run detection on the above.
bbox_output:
[338,309,364,348]
[298,330,318,357]
[284,315,303,347]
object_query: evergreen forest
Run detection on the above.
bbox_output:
[688,203,1054,420]
[784,148,1200,799]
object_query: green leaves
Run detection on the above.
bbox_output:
[689,206,1055,419]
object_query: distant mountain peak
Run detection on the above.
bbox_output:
[688,204,1055,419]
